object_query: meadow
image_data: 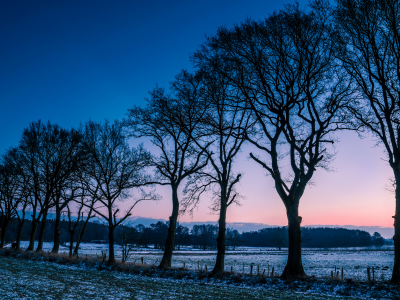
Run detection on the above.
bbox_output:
[0,256,372,299]
[13,242,394,282]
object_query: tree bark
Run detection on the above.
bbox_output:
[27,219,39,251]
[213,200,227,274]
[69,230,74,258]
[36,209,48,252]
[74,215,91,257]
[15,217,25,251]
[159,185,179,269]
[73,233,81,257]
[392,169,400,283]
[0,220,9,248]
[108,224,115,265]
[0,217,2,248]
[51,206,61,253]
[281,205,306,279]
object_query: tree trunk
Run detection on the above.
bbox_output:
[15,218,25,251]
[36,210,48,252]
[159,185,179,269]
[392,169,400,283]
[69,231,74,258]
[27,219,39,251]
[108,224,115,265]
[51,206,61,253]
[27,207,39,251]
[281,205,306,280]
[0,217,2,248]
[213,200,227,274]
[74,221,88,257]
[0,220,9,248]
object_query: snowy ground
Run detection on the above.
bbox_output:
[0,256,371,299]
[13,242,394,282]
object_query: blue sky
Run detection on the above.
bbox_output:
[0,0,307,152]
[2,0,395,229]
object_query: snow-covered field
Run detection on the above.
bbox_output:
[14,242,394,282]
[0,256,358,299]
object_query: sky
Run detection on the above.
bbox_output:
[0,0,395,230]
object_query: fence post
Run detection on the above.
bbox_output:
[367,267,371,282]
[257,265,260,275]
[250,265,253,275]
[141,257,143,264]
[271,266,274,277]
[341,268,343,280]
[205,265,207,272]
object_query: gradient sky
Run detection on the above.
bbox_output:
[0,0,394,228]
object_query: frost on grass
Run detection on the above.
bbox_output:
[0,256,360,299]
[12,242,394,281]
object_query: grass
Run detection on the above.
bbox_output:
[0,256,366,299]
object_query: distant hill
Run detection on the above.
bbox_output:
[306,225,394,239]
[125,216,395,239]
[19,212,394,239]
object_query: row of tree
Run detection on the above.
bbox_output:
[3,218,387,250]
[2,0,400,282]
[0,120,157,264]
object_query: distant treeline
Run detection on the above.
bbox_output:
[3,219,390,249]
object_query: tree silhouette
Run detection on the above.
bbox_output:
[17,121,84,252]
[0,149,23,248]
[335,0,400,283]
[372,232,385,247]
[193,0,353,279]
[82,120,156,264]
[125,72,209,269]
[182,69,252,273]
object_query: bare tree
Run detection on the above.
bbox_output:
[271,227,288,251]
[17,123,42,251]
[49,128,86,254]
[0,149,23,248]
[82,120,156,265]
[18,121,84,252]
[15,196,29,251]
[182,70,252,274]
[125,73,210,269]
[51,181,81,254]
[66,195,95,258]
[69,172,98,258]
[117,225,137,263]
[334,0,400,283]
[225,228,242,250]
[193,1,353,279]
[3,147,32,250]
[11,155,30,251]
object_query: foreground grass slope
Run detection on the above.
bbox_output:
[0,257,362,299]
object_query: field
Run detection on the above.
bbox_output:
[0,256,369,299]
[15,242,394,282]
